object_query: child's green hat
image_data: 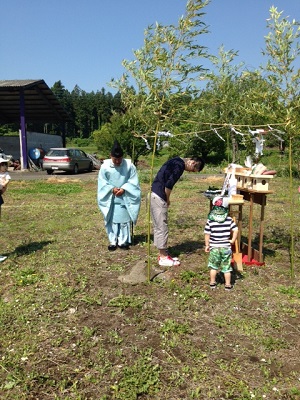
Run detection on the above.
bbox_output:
[208,196,229,223]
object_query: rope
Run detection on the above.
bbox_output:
[133,123,286,139]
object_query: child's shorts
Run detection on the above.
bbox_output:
[208,247,232,273]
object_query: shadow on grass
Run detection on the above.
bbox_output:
[169,240,203,255]
[132,232,280,264]
[240,234,277,259]
[132,235,203,255]
[9,241,53,257]
[131,234,149,246]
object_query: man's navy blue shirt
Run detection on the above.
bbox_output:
[151,157,185,201]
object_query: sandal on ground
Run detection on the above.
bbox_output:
[210,283,217,290]
[225,285,234,291]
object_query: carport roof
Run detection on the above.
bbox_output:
[0,79,71,123]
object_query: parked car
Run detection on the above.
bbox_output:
[42,148,93,174]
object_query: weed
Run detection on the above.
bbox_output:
[110,349,161,399]
[82,326,96,338]
[170,282,211,307]
[79,293,102,306]
[12,267,41,286]
[160,318,191,335]
[290,387,300,396]
[108,330,123,345]
[262,336,289,351]
[108,295,146,311]
[180,270,206,283]
[106,263,125,272]
[278,285,300,298]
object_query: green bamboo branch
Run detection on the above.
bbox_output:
[146,121,160,281]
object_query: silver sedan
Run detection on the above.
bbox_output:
[42,148,93,175]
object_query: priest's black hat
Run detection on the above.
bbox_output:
[111,140,123,157]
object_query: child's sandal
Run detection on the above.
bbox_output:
[225,285,234,291]
[210,283,217,290]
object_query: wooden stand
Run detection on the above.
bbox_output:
[238,188,273,263]
[228,199,244,246]
[228,200,244,272]
[208,169,275,266]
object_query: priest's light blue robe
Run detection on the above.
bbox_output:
[97,159,141,245]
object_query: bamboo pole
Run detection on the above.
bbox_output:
[146,121,159,282]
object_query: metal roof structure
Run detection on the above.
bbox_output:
[0,79,71,123]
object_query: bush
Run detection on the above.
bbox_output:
[68,138,92,147]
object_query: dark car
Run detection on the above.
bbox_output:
[42,148,93,174]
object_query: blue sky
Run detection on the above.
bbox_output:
[1,0,299,93]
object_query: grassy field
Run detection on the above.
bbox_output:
[0,169,300,399]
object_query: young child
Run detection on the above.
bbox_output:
[0,157,11,262]
[204,196,238,291]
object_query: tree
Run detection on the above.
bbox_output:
[195,46,286,164]
[51,80,75,137]
[262,6,300,277]
[93,111,154,164]
[110,0,211,156]
[94,88,118,130]
[110,0,211,277]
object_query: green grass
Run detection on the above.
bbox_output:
[0,174,299,399]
